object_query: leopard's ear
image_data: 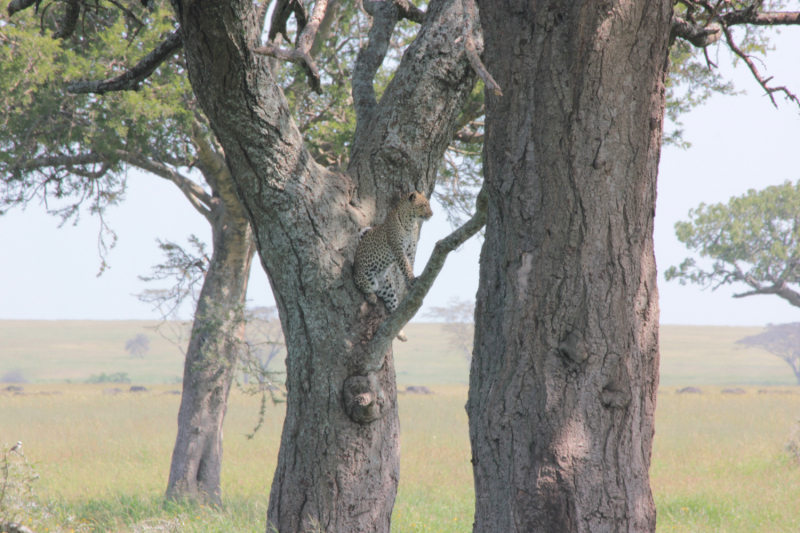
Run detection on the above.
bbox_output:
[408,192,416,202]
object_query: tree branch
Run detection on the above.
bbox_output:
[7,0,37,16]
[461,0,501,96]
[670,15,722,47]
[122,151,213,218]
[351,1,399,150]
[733,280,800,308]
[361,188,488,373]
[253,0,329,93]
[720,10,800,27]
[51,0,80,40]
[12,152,108,170]
[393,0,425,23]
[721,23,799,108]
[66,30,183,95]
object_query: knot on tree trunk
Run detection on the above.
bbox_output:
[343,372,386,424]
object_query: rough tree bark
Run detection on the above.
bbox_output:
[165,131,258,505]
[468,1,671,532]
[171,0,477,530]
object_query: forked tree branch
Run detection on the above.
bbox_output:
[253,0,329,93]
[670,15,722,47]
[66,29,183,94]
[361,187,488,373]
[671,6,800,107]
[721,23,799,107]
[461,0,501,96]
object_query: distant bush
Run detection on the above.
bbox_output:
[86,372,131,384]
[0,369,28,384]
[125,334,150,358]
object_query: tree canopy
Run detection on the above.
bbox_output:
[666,180,800,308]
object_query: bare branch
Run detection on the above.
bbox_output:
[67,30,183,94]
[253,0,330,93]
[361,187,489,372]
[721,23,799,107]
[352,1,399,147]
[720,10,800,27]
[461,0,501,96]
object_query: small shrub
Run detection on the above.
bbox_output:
[86,372,131,384]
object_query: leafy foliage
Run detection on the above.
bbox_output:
[665,181,800,298]
[0,0,194,215]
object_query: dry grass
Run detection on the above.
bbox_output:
[2,321,800,531]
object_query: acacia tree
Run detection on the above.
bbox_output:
[0,2,258,504]
[467,1,800,532]
[666,180,800,309]
[737,323,800,384]
[8,0,488,529]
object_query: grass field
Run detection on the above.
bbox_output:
[2,321,800,532]
[1,321,796,386]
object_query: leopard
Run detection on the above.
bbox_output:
[354,191,434,341]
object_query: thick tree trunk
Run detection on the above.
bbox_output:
[171,0,476,530]
[166,140,257,505]
[468,2,671,532]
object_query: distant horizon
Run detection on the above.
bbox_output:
[0,317,775,328]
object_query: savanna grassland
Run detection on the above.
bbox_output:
[1,321,800,532]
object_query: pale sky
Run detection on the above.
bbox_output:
[1,29,799,325]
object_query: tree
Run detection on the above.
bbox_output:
[0,2,256,504]
[125,334,151,358]
[666,181,800,309]
[467,1,800,532]
[737,323,800,385]
[7,0,487,528]
[425,297,474,363]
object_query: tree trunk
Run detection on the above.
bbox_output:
[171,0,476,530]
[166,137,257,505]
[468,2,671,532]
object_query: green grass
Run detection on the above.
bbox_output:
[2,322,800,532]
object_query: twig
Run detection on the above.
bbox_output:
[721,23,799,107]
[67,29,183,94]
[253,0,330,93]
[461,0,502,96]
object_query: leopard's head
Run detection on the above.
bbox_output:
[406,191,433,220]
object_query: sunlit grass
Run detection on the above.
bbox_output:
[3,384,800,531]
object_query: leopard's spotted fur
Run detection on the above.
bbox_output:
[354,191,433,316]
